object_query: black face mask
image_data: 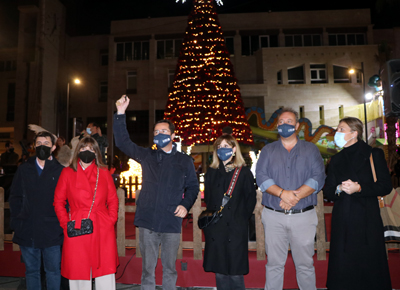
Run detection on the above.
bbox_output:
[9,148,14,153]
[78,150,96,164]
[36,145,52,161]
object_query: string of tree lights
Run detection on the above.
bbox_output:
[164,0,254,146]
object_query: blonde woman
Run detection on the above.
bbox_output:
[325,117,392,290]
[202,135,257,290]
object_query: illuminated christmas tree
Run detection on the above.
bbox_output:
[164,0,254,146]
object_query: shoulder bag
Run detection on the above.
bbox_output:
[67,166,99,237]
[198,166,242,229]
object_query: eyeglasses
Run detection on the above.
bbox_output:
[154,129,170,135]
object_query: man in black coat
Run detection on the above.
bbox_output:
[9,131,64,290]
[0,141,19,166]
[114,95,199,290]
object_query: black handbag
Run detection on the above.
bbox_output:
[67,218,93,237]
[198,167,242,229]
[67,166,99,238]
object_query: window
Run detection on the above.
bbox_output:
[328,33,366,46]
[224,37,234,55]
[241,35,276,56]
[299,106,305,119]
[277,70,282,85]
[356,71,362,83]
[319,106,325,125]
[168,69,175,89]
[0,60,16,72]
[116,41,149,61]
[310,64,327,84]
[6,83,16,121]
[339,105,344,119]
[285,35,321,47]
[99,81,108,102]
[100,53,108,66]
[333,65,350,83]
[157,39,182,59]
[127,71,137,94]
[288,65,304,84]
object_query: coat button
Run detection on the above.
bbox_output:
[228,239,231,242]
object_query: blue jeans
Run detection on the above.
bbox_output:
[20,245,61,290]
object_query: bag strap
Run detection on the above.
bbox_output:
[370,153,385,208]
[370,154,377,182]
[86,166,99,219]
[69,165,99,221]
[226,166,242,197]
[219,166,242,210]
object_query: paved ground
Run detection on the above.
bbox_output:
[2,276,396,290]
[0,276,331,290]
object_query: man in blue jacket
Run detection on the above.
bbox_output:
[9,131,64,290]
[114,95,199,290]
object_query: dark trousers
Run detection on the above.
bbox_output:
[215,273,245,290]
[20,245,61,290]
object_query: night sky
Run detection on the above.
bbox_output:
[0,0,399,48]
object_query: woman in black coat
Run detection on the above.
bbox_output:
[324,117,392,290]
[202,134,257,290]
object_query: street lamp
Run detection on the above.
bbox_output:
[349,62,368,142]
[66,78,81,141]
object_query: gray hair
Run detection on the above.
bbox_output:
[278,107,299,123]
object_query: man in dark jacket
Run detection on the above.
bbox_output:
[114,95,199,290]
[0,141,19,166]
[9,131,64,290]
[86,122,108,163]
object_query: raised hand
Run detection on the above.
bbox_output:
[116,95,130,114]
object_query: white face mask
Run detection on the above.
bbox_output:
[334,131,356,148]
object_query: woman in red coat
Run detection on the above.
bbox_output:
[54,137,119,290]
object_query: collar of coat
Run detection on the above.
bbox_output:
[27,155,59,170]
[339,140,372,174]
[155,143,178,162]
[76,162,98,196]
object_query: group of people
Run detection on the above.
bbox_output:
[7,94,393,290]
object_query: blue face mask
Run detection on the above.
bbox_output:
[334,132,355,148]
[277,123,296,138]
[86,128,92,135]
[217,147,233,161]
[153,133,171,148]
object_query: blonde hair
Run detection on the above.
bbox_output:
[210,135,246,169]
[339,117,363,141]
[70,136,106,171]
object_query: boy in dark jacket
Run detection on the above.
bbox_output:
[114,95,199,290]
[9,131,64,290]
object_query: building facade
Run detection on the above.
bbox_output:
[1,1,399,160]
